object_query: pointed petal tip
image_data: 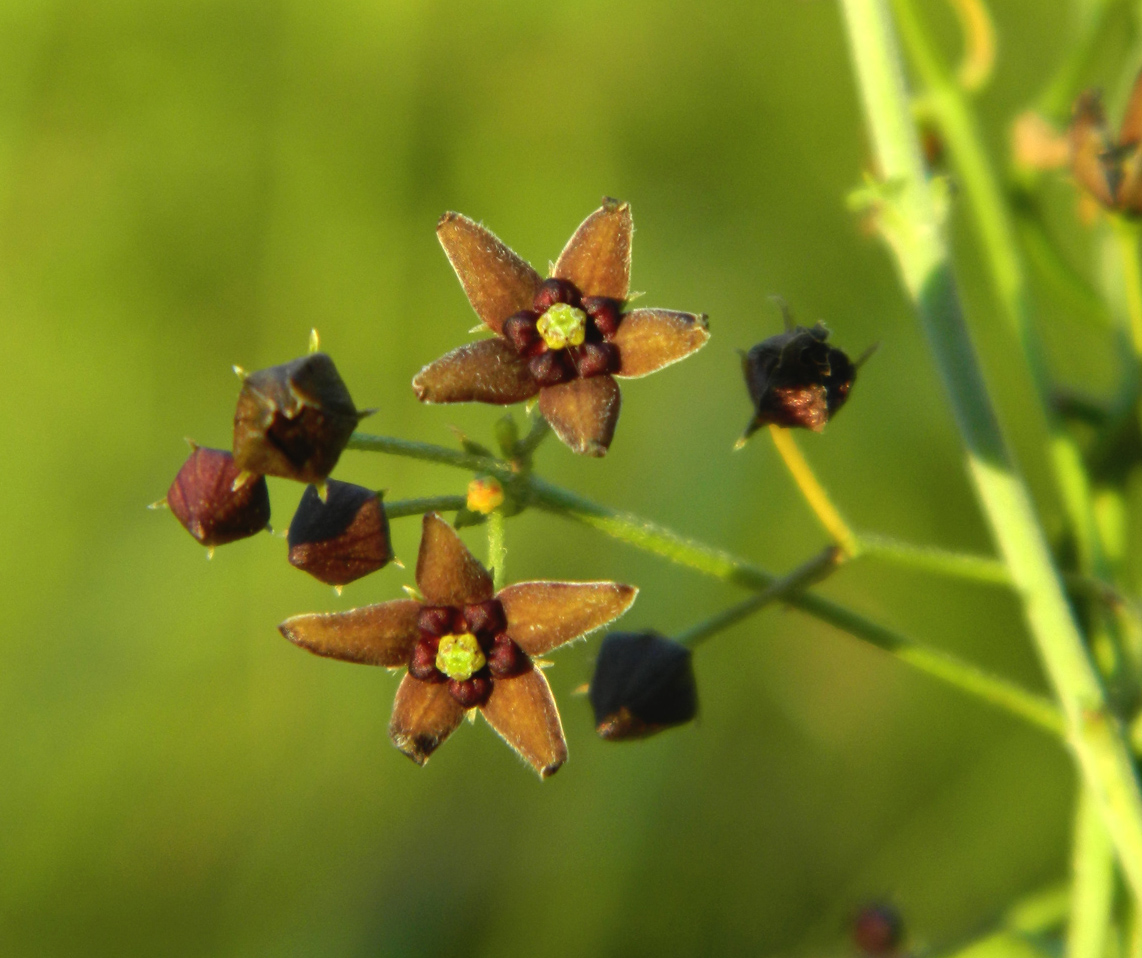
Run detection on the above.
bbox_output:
[601,196,629,212]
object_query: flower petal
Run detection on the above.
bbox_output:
[538,375,621,457]
[497,581,638,655]
[412,338,540,405]
[611,309,710,378]
[481,665,567,778]
[389,673,466,765]
[416,512,494,606]
[1069,92,1116,207]
[553,198,632,300]
[278,599,420,666]
[437,212,543,334]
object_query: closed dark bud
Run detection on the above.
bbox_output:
[532,277,581,312]
[572,342,619,378]
[486,636,527,678]
[463,599,507,638]
[741,323,857,439]
[528,350,574,386]
[589,631,698,741]
[287,479,392,585]
[582,296,623,338]
[502,311,541,354]
[167,446,270,546]
[450,675,493,709]
[852,904,903,956]
[233,352,366,484]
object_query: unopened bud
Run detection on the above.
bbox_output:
[287,479,393,585]
[166,446,270,546]
[852,904,903,956]
[232,352,368,484]
[466,477,505,515]
[740,321,856,441]
[589,631,698,741]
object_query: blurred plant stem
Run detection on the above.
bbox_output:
[1115,220,1142,356]
[1037,0,1128,119]
[487,510,506,591]
[1068,786,1117,958]
[384,495,467,518]
[674,546,843,647]
[840,0,1142,905]
[767,425,860,556]
[349,430,1063,737]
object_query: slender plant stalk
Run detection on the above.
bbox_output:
[384,495,467,519]
[674,547,843,647]
[487,510,506,592]
[348,431,1064,737]
[1069,786,1118,958]
[1115,220,1142,357]
[768,425,861,556]
[840,0,1142,903]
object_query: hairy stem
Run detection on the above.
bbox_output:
[841,0,1142,902]
[384,495,467,519]
[487,510,506,592]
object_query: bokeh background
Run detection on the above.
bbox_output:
[4,0,1139,954]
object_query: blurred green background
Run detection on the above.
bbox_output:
[3,0,1135,954]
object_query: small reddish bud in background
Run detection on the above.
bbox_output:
[287,479,393,586]
[232,352,368,484]
[589,631,698,741]
[165,445,270,547]
[739,318,858,443]
[852,903,904,956]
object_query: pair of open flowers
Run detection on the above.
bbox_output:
[280,514,637,777]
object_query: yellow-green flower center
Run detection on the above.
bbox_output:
[537,304,587,350]
[435,633,486,681]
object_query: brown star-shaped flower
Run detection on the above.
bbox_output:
[1070,69,1142,216]
[278,514,637,777]
[412,198,710,456]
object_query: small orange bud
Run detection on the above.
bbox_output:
[466,477,505,514]
[166,446,270,546]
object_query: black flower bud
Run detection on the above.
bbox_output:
[232,352,368,484]
[740,322,856,441]
[165,445,271,547]
[287,479,393,586]
[852,904,903,956]
[589,631,698,741]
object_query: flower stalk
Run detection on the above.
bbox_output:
[841,0,1142,902]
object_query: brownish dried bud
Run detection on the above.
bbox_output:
[166,445,270,547]
[232,352,367,484]
[740,322,856,440]
[852,904,903,956]
[287,479,393,586]
[589,631,698,741]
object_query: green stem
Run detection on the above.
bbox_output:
[857,533,1010,585]
[1115,220,1142,358]
[349,430,1064,737]
[1069,786,1118,958]
[675,547,842,647]
[384,495,467,519]
[1036,0,1126,120]
[841,0,1142,903]
[487,510,506,591]
[515,415,552,460]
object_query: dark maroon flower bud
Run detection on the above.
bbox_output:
[571,342,619,379]
[589,631,698,741]
[852,904,903,956]
[463,599,507,638]
[232,352,368,484]
[409,641,444,681]
[581,296,623,338]
[450,675,493,709]
[165,445,270,547]
[739,321,857,441]
[528,350,574,386]
[487,636,528,678]
[532,277,581,312]
[418,606,459,638]
[287,479,393,586]
[502,310,541,354]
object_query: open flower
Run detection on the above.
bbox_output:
[1069,70,1142,216]
[413,198,710,456]
[278,513,637,776]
